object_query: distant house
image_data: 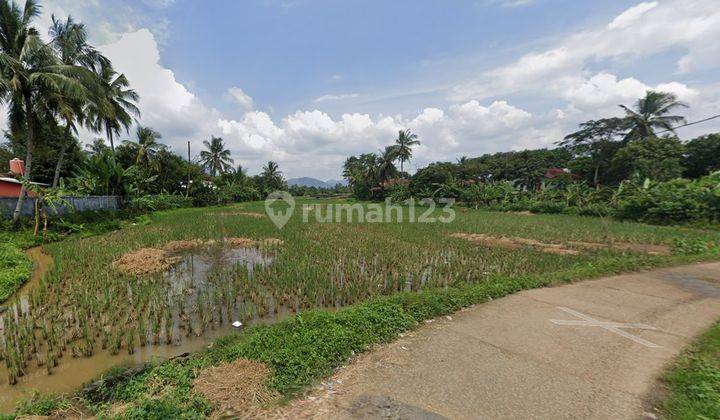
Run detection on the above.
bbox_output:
[0,176,49,197]
[545,168,581,181]
[380,178,410,188]
[0,159,47,197]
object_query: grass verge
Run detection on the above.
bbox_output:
[662,321,720,419]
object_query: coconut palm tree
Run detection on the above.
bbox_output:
[394,129,420,173]
[260,160,284,192]
[376,145,400,183]
[122,126,165,169]
[86,64,140,156]
[199,136,234,176]
[261,160,281,179]
[48,14,109,187]
[85,138,110,156]
[620,91,688,141]
[0,0,91,222]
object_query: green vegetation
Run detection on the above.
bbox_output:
[383,172,720,226]
[0,243,31,302]
[2,200,719,417]
[662,322,720,419]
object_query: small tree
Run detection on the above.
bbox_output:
[21,179,71,242]
[610,136,685,181]
[394,129,420,174]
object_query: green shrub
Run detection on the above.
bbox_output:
[0,242,32,302]
[529,201,567,214]
[14,392,70,417]
[130,194,193,212]
[574,203,614,217]
[217,183,261,204]
[616,174,720,224]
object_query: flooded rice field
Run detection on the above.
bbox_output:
[0,243,287,412]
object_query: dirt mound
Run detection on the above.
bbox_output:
[450,233,671,256]
[112,248,181,276]
[193,359,278,417]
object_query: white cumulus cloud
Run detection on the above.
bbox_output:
[227,87,255,110]
[607,1,658,30]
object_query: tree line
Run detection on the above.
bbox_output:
[344,91,720,201]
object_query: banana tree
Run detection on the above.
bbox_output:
[21,179,71,242]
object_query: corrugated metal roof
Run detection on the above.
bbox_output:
[0,177,50,186]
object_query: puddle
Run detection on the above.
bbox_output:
[0,244,284,413]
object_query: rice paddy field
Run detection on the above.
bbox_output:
[2,199,720,413]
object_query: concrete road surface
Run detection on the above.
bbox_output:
[268,262,720,419]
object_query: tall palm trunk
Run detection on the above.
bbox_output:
[593,164,600,188]
[52,124,72,188]
[107,128,116,164]
[13,96,36,223]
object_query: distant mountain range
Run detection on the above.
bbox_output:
[287,177,348,188]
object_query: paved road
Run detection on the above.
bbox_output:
[270,262,720,419]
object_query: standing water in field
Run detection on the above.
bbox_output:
[0,243,279,413]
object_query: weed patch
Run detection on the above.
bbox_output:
[662,321,720,419]
[0,243,32,303]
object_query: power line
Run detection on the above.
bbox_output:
[655,113,720,135]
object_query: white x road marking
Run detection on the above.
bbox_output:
[550,306,662,348]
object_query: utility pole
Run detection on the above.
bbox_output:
[186,141,191,198]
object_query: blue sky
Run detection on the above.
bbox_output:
[21,0,720,178]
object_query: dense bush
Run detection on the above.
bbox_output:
[615,174,720,224]
[217,182,262,204]
[395,172,720,225]
[130,193,193,212]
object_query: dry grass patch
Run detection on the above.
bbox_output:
[449,233,580,255]
[225,237,257,248]
[113,237,283,276]
[162,239,207,253]
[511,211,535,216]
[193,359,278,417]
[226,237,284,247]
[450,233,671,256]
[112,248,181,276]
